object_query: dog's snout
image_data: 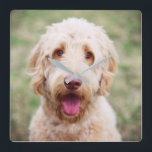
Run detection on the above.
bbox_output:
[64,75,82,90]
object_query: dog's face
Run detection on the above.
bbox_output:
[29,18,117,123]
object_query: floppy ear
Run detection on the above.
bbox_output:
[96,29,118,96]
[29,41,46,95]
[98,54,117,96]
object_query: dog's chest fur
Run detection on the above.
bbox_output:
[29,96,121,141]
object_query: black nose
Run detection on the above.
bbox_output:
[64,75,82,90]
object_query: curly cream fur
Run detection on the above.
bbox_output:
[28,18,121,141]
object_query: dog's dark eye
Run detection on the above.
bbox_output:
[52,49,65,60]
[85,51,93,59]
[56,49,64,57]
[84,51,94,65]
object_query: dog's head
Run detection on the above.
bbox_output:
[29,18,118,123]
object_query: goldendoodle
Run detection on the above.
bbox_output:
[28,18,121,141]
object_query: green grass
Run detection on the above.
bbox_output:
[10,10,142,141]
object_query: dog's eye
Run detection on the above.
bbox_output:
[84,51,94,65]
[53,49,64,60]
[56,49,64,57]
[85,51,93,59]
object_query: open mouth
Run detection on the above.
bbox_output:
[61,93,81,116]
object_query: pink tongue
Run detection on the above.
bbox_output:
[62,98,81,115]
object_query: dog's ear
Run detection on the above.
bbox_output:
[96,29,118,96]
[98,54,117,96]
[29,41,46,96]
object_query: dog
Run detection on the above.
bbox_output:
[28,18,121,141]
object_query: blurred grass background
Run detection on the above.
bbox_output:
[10,10,141,141]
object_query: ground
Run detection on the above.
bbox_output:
[10,10,141,141]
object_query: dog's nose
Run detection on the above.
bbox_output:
[64,75,82,90]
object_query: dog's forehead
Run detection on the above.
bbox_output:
[49,32,98,49]
[45,22,105,59]
[44,33,103,62]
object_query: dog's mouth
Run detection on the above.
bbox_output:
[61,93,81,116]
